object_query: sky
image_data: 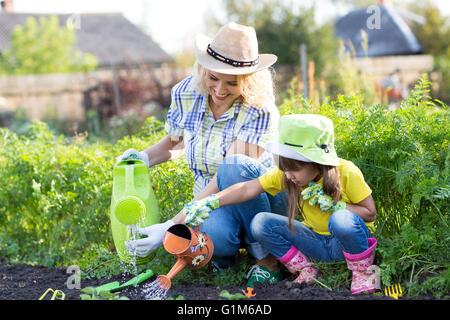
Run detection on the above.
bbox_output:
[10,0,450,55]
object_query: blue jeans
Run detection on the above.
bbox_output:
[250,209,373,262]
[199,154,286,268]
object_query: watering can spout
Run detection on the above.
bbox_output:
[156,275,172,290]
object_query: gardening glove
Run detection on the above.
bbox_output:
[116,148,150,168]
[316,193,347,212]
[183,194,220,226]
[301,182,324,206]
[301,182,347,212]
[125,220,174,257]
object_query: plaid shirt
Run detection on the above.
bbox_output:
[164,76,279,195]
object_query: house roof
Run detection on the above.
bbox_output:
[0,12,173,66]
[334,4,422,57]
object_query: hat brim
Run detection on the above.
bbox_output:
[266,142,340,166]
[194,34,277,75]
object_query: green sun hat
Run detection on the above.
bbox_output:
[266,114,339,166]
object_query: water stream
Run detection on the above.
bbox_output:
[122,221,169,299]
[142,279,169,300]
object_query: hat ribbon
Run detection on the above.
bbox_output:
[207,44,259,68]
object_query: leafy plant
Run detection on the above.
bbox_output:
[0,121,113,266]
[80,287,129,300]
[165,295,186,300]
[219,290,246,300]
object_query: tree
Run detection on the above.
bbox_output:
[0,15,98,75]
[408,4,450,56]
[206,0,339,74]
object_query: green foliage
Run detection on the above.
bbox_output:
[77,245,125,280]
[0,121,113,266]
[219,289,247,300]
[377,218,450,298]
[313,261,350,290]
[80,287,129,300]
[0,15,97,75]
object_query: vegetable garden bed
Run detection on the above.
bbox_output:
[0,261,440,300]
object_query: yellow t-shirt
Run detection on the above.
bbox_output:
[258,158,375,235]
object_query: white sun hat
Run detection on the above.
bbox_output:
[194,22,277,75]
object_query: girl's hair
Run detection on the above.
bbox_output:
[192,61,276,108]
[276,156,342,232]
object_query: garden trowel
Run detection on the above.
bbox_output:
[94,269,154,294]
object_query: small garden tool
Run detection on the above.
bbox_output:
[156,224,214,290]
[110,158,160,264]
[94,269,154,294]
[384,284,403,299]
[242,287,256,298]
[39,288,65,300]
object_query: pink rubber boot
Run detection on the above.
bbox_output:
[343,238,379,294]
[279,246,318,285]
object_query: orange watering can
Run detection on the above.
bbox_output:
[157,224,214,290]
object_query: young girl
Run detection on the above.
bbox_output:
[183,114,379,294]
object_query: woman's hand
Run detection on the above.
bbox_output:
[116,148,150,168]
[125,220,174,257]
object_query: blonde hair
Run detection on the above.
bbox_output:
[192,62,276,108]
[277,156,342,233]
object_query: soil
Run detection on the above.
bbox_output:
[0,261,409,301]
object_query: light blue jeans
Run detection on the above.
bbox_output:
[199,154,287,269]
[250,209,373,262]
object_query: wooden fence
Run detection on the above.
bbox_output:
[0,67,190,124]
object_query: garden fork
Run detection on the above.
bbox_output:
[384,284,403,299]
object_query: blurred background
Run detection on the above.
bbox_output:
[0,0,449,141]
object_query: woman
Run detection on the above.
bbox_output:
[121,22,285,286]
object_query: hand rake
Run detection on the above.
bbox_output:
[384,284,403,299]
[39,288,65,300]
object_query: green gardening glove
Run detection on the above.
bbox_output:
[301,182,347,212]
[301,182,324,206]
[317,193,347,212]
[183,194,220,226]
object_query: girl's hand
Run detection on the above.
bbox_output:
[183,194,220,226]
[317,194,346,212]
[301,182,324,206]
[302,182,346,212]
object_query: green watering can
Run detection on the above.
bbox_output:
[110,158,160,264]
